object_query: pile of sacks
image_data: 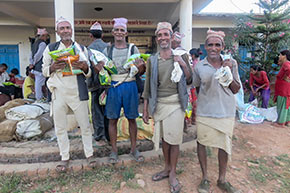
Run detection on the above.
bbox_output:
[0,99,54,142]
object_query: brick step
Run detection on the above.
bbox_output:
[0,140,196,177]
[0,130,196,164]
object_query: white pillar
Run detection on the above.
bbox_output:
[179,0,192,51]
[54,0,74,41]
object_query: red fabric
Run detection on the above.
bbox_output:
[9,77,16,84]
[275,61,290,109]
[190,88,197,102]
[249,71,269,90]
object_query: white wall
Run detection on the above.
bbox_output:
[0,26,34,76]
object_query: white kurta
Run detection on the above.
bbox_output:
[42,41,93,160]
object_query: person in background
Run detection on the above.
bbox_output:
[171,32,193,129]
[29,28,49,101]
[143,22,192,193]
[9,68,19,84]
[248,64,270,108]
[189,48,201,68]
[189,48,201,125]
[274,50,290,127]
[0,63,15,99]
[23,66,35,99]
[87,21,110,146]
[192,29,241,193]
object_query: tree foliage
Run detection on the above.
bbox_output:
[226,0,290,77]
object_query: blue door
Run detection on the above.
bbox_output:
[199,44,207,60]
[0,45,20,73]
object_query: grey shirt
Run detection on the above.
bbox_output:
[103,46,139,74]
[88,39,108,53]
[192,57,240,118]
[143,55,178,99]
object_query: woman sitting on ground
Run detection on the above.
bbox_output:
[248,64,270,108]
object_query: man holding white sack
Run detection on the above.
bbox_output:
[42,17,96,172]
[192,29,241,193]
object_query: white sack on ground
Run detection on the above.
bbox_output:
[5,104,45,121]
[259,106,278,122]
[16,113,53,139]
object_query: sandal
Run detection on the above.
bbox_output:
[130,149,144,162]
[217,180,241,193]
[197,179,210,193]
[87,156,97,169]
[152,171,169,181]
[55,160,69,173]
[109,152,119,164]
[170,179,182,193]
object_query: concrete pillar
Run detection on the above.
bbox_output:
[54,0,74,41]
[179,0,192,51]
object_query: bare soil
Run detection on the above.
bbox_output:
[1,121,289,193]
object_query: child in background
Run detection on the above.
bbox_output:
[23,67,35,99]
[9,68,19,84]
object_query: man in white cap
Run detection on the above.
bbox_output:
[42,17,96,172]
[29,28,49,101]
[87,22,109,146]
[192,29,241,193]
[103,17,145,164]
[142,22,192,193]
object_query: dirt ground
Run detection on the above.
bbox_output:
[1,121,289,193]
[94,121,290,193]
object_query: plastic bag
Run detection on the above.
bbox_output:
[49,45,84,76]
[90,49,118,74]
[49,46,75,60]
[104,60,118,74]
[99,90,107,106]
[60,55,83,76]
[123,54,150,78]
[214,66,233,87]
[99,68,111,86]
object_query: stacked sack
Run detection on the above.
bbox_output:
[0,99,28,142]
[0,100,54,142]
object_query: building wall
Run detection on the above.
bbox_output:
[0,26,33,76]
[0,26,56,76]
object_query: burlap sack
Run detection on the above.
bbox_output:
[0,99,28,122]
[0,119,18,142]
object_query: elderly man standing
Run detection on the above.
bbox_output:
[87,22,109,145]
[42,17,96,172]
[29,28,49,101]
[143,22,192,193]
[103,17,145,163]
[192,30,241,193]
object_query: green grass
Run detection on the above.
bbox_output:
[0,165,116,193]
[0,174,25,193]
[121,166,136,181]
[247,155,290,192]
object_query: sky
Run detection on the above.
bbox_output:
[200,0,261,13]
